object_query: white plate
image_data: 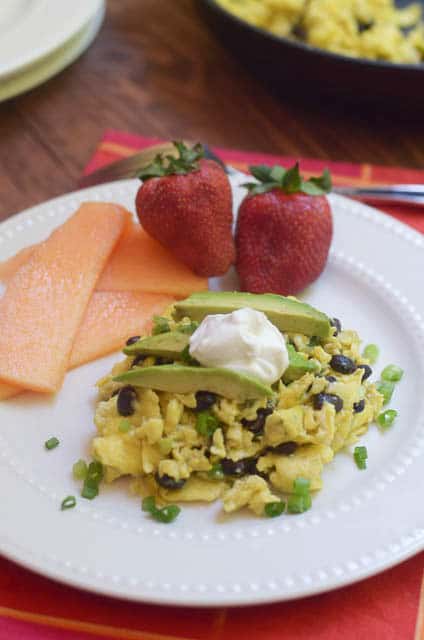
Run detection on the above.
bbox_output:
[0,3,105,103]
[0,0,103,79]
[0,177,423,607]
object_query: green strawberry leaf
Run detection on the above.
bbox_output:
[269,166,286,182]
[137,142,205,181]
[307,168,332,193]
[243,162,332,197]
[249,165,274,183]
[282,163,302,193]
[241,181,277,195]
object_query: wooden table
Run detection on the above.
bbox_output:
[1,0,423,221]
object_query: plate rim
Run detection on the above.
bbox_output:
[0,3,105,103]
[0,0,104,78]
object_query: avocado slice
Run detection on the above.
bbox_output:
[114,365,274,401]
[173,292,331,339]
[124,331,189,358]
[283,345,320,383]
[123,330,319,383]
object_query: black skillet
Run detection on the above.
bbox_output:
[199,0,424,110]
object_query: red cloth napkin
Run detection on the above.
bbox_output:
[1,131,423,640]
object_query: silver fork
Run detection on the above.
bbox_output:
[79,141,424,207]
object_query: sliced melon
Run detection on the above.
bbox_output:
[0,203,127,393]
[96,223,208,297]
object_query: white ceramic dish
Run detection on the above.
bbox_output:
[0,0,104,79]
[0,2,105,103]
[0,176,423,607]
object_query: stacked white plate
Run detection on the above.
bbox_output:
[0,0,105,102]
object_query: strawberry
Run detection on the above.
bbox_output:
[235,163,333,295]
[135,142,235,277]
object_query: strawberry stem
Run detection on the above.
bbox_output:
[243,163,332,196]
[137,142,205,181]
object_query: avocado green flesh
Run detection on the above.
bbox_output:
[173,292,331,339]
[123,331,317,383]
[124,331,189,358]
[114,365,274,401]
[283,345,320,383]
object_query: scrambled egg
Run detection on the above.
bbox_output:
[91,311,383,517]
[215,0,424,63]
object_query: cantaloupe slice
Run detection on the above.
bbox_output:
[0,383,20,401]
[0,291,174,400]
[0,223,208,296]
[0,214,133,285]
[0,245,35,283]
[0,203,128,393]
[69,290,174,367]
[96,223,208,296]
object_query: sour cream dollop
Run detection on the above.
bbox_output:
[189,307,289,385]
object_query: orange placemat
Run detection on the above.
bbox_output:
[1,131,423,640]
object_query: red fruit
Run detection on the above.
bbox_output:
[235,164,333,295]
[135,142,235,277]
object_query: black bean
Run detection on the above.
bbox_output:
[194,391,217,412]
[330,354,356,375]
[353,399,365,413]
[155,473,186,490]
[126,335,141,346]
[156,357,173,365]
[313,392,343,412]
[117,385,137,416]
[221,458,249,477]
[245,457,268,479]
[270,441,298,456]
[330,318,342,335]
[241,405,274,435]
[357,364,372,381]
[326,375,337,383]
[132,354,146,367]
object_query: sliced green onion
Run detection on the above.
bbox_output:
[381,365,404,382]
[354,445,367,458]
[196,411,220,438]
[354,445,368,470]
[81,460,104,500]
[142,495,181,523]
[45,437,59,450]
[119,419,131,433]
[61,495,76,510]
[377,409,398,429]
[208,463,224,480]
[293,477,310,497]
[180,345,199,366]
[152,316,170,335]
[308,336,321,347]
[376,380,395,405]
[264,501,286,518]
[81,485,98,500]
[287,494,312,514]
[363,344,379,364]
[177,321,199,335]
[72,459,88,480]
[156,505,181,523]
[142,496,156,512]
[86,460,104,484]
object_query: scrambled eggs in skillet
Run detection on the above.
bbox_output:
[92,299,383,518]
[215,0,424,64]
